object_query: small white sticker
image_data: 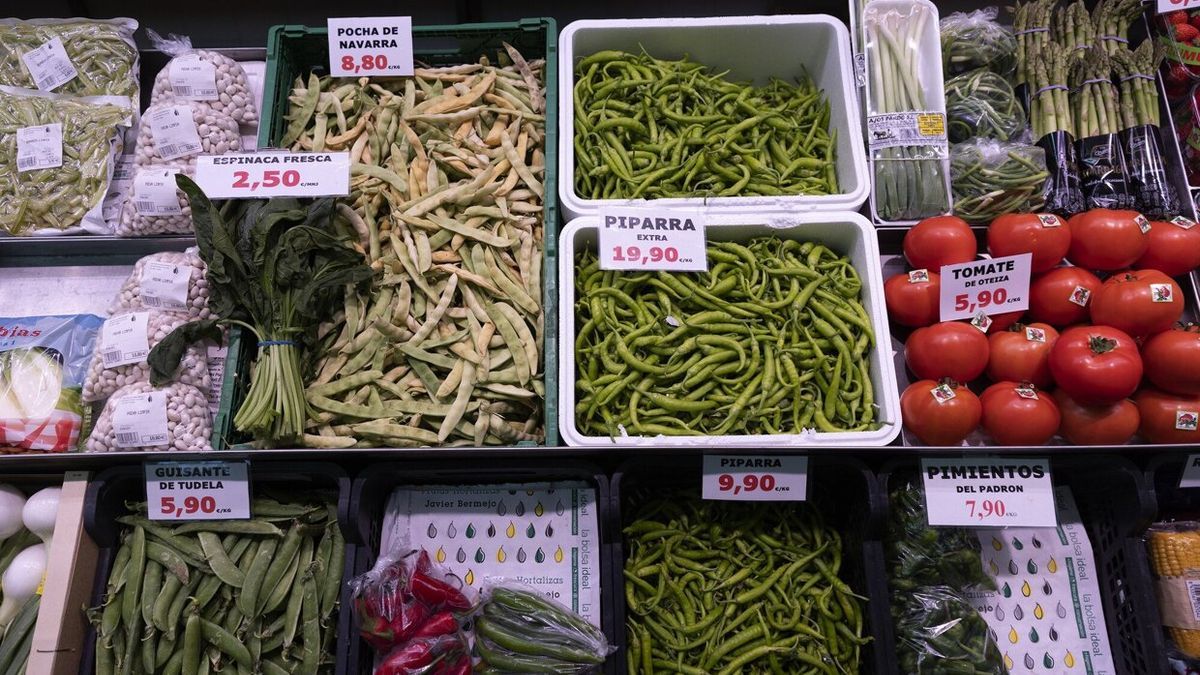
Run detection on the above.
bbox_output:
[853,53,866,87]
[1038,214,1063,228]
[1177,410,1199,431]
[908,269,931,283]
[169,54,219,100]
[206,343,227,424]
[15,124,62,172]
[133,169,184,216]
[20,37,77,91]
[1068,285,1092,307]
[1014,386,1040,400]
[971,311,993,333]
[1025,326,1047,342]
[100,312,151,368]
[921,458,1057,527]
[1189,580,1200,622]
[112,391,169,448]
[1152,283,1176,303]
[141,261,191,310]
[598,208,708,272]
[146,105,203,161]
[930,383,956,403]
[1173,215,1198,229]
[327,17,415,77]
[702,455,807,501]
[1136,214,1152,233]
[145,461,252,520]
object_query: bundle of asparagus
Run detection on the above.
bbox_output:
[1113,41,1179,216]
[1069,45,1135,209]
[1094,0,1147,56]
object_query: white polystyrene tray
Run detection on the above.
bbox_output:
[558,212,901,447]
[557,16,870,220]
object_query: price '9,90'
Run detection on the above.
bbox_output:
[717,473,780,495]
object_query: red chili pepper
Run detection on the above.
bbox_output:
[391,597,433,642]
[375,641,435,675]
[410,611,459,639]
[410,552,471,611]
[432,653,471,675]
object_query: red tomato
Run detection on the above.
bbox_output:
[903,215,977,271]
[1142,325,1200,395]
[987,323,1059,388]
[884,270,941,327]
[1135,387,1200,444]
[1048,325,1144,405]
[1028,267,1102,327]
[985,310,1025,334]
[987,213,1071,273]
[1135,217,1200,277]
[1089,270,1184,339]
[1052,390,1139,445]
[900,380,982,445]
[1065,209,1149,270]
[980,382,1060,445]
[905,322,990,382]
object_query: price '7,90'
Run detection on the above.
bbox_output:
[954,288,1009,314]
[232,169,300,192]
[160,495,218,519]
[717,473,778,496]
[341,54,389,73]
[966,498,1007,520]
[611,246,680,265]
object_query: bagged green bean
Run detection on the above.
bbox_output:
[951,138,1048,223]
[0,86,132,235]
[946,69,1026,143]
[0,18,138,100]
[940,8,1017,77]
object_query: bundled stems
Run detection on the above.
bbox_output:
[1093,0,1145,55]
[1070,47,1120,138]
[1028,41,1073,139]
[1112,41,1163,128]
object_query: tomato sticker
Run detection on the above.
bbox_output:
[1025,326,1047,342]
[930,383,957,403]
[1015,386,1040,400]
[1037,214,1062,228]
[970,311,993,333]
[1135,214,1151,233]
[1152,283,1175,303]
[1173,215,1198,230]
[1176,410,1199,432]
[908,269,930,283]
[1069,286,1092,307]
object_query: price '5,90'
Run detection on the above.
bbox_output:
[340,54,389,73]
[717,473,789,495]
[954,288,1010,314]
[611,246,681,265]
[232,169,301,192]
[160,495,228,519]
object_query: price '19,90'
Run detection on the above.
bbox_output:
[232,169,301,192]
[611,246,680,265]
[954,288,1009,314]
[160,495,219,518]
[341,54,389,73]
[717,473,781,495]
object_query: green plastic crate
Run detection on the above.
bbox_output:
[214,18,559,448]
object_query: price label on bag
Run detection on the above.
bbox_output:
[939,253,1032,322]
[146,460,251,521]
[702,455,807,501]
[194,152,350,198]
[598,208,708,271]
[327,17,414,76]
[920,458,1057,527]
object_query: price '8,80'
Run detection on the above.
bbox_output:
[611,245,680,265]
[161,495,217,518]
[232,169,300,192]
[341,54,389,73]
[954,288,1009,314]
[717,473,777,496]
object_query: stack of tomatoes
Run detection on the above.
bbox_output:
[886,210,1200,446]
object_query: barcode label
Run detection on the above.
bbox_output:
[134,201,157,214]
[140,261,190,310]
[141,295,163,308]
[169,56,219,101]
[174,85,193,97]
[20,37,77,91]
[1188,580,1200,622]
[112,391,169,449]
[102,349,122,365]
[132,169,183,216]
[16,124,62,173]
[16,156,35,170]
[146,106,202,161]
[158,144,180,159]
[115,432,141,445]
[99,312,151,368]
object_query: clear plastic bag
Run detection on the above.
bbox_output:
[82,310,211,402]
[940,7,1017,77]
[0,86,131,236]
[85,380,212,452]
[133,101,241,169]
[1148,522,1200,660]
[350,549,472,654]
[886,476,995,591]
[375,635,471,675]
[0,18,139,99]
[945,68,1026,142]
[474,586,612,674]
[0,314,102,453]
[893,585,1008,674]
[110,250,211,319]
[116,165,195,236]
[951,138,1048,223]
[147,30,258,126]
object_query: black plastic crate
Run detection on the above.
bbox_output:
[609,454,889,674]
[78,461,353,675]
[345,460,615,674]
[876,455,1162,675]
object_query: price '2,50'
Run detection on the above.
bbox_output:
[232,169,301,192]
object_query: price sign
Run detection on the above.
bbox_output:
[702,455,807,501]
[145,460,251,521]
[1180,455,1200,488]
[1159,0,1200,14]
[920,458,1057,527]
[598,208,708,271]
[327,17,414,76]
[939,253,1032,322]
[194,152,350,198]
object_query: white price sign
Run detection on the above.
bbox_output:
[921,458,1057,527]
[327,17,414,76]
[1159,0,1200,14]
[598,209,708,271]
[194,152,350,198]
[145,461,251,521]
[1180,455,1200,488]
[939,253,1032,322]
[702,455,808,501]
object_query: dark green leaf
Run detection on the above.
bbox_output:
[147,320,224,387]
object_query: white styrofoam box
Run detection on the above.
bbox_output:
[861,0,953,225]
[558,212,901,447]
[557,16,869,220]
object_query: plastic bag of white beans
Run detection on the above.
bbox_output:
[82,310,211,402]
[147,29,258,125]
[109,249,211,319]
[86,380,212,452]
